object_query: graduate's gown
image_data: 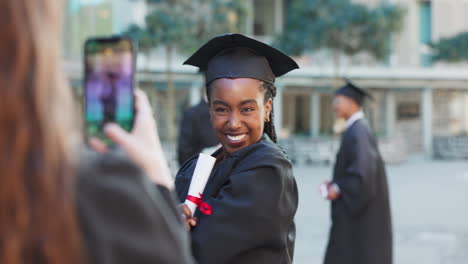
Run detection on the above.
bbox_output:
[175,135,298,264]
[324,120,392,264]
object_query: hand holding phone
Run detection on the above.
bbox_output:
[89,90,174,190]
[84,36,135,145]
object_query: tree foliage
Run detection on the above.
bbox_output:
[275,0,405,61]
[431,32,468,63]
[123,0,248,55]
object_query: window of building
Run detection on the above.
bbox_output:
[397,102,421,120]
[419,1,432,67]
[253,0,277,36]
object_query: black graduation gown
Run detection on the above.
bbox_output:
[324,120,392,264]
[177,100,218,165]
[175,135,298,264]
[76,149,195,264]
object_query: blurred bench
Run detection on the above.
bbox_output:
[433,136,468,160]
[279,138,339,166]
[279,135,408,166]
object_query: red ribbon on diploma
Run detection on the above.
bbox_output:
[186,193,213,215]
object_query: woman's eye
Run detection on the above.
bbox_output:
[242,108,254,112]
[215,108,228,112]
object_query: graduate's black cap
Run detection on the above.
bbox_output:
[335,80,372,106]
[184,33,299,85]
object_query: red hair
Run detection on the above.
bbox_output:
[0,0,83,263]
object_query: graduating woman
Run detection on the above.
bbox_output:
[175,34,299,264]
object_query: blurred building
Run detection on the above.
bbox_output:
[63,0,468,160]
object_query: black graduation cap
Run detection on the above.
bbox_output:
[335,80,373,106]
[184,33,299,85]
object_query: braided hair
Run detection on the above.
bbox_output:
[260,82,278,143]
[206,80,278,143]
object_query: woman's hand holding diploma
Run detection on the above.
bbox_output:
[180,153,216,230]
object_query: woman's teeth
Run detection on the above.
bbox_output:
[227,134,246,141]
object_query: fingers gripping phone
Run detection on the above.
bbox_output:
[83,36,136,145]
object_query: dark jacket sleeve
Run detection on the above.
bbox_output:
[177,109,197,166]
[76,150,195,264]
[334,127,378,216]
[191,146,298,264]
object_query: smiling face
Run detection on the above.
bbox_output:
[208,78,272,154]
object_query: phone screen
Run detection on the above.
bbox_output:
[84,37,135,144]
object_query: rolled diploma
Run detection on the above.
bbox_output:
[320,183,329,198]
[184,153,216,216]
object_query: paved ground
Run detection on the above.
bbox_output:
[293,156,468,264]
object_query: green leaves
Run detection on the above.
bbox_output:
[275,0,405,61]
[431,32,468,63]
[122,0,248,55]
[124,24,156,53]
[145,7,191,45]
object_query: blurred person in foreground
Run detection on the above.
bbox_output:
[0,1,194,263]
[321,81,392,264]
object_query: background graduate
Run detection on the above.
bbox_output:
[321,81,393,264]
[175,33,299,264]
[177,95,218,166]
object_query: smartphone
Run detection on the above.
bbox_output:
[83,36,136,145]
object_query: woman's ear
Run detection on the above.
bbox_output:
[264,98,273,121]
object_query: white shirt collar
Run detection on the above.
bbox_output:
[345,110,364,129]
